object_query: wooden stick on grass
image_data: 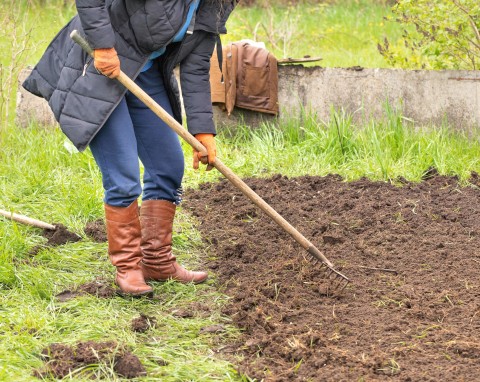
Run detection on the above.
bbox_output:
[0,208,56,230]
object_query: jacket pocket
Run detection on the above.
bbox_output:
[242,64,270,98]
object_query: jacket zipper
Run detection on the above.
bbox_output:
[82,57,93,76]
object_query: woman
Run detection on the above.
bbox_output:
[23,0,237,297]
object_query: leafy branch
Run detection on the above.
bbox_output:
[378,0,480,70]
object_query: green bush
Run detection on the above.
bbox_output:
[378,0,480,69]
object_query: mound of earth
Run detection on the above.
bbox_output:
[29,224,82,255]
[55,279,117,301]
[34,341,145,379]
[28,219,107,256]
[84,219,107,243]
[184,174,480,381]
[131,313,157,333]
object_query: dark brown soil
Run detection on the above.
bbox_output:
[78,279,117,298]
[184,173,480,381]
[114,351,147,379]
[29,224,82,255]
[43,224,82,245]
[29,220,106,256]
[84,219,107,243]
[34,341,145,379]
[55,279,117,301]
[131,313,157,333]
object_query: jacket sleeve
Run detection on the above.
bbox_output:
[75,0,116,49]
[180,32,217,136]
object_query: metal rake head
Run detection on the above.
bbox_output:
[306,246,350,293]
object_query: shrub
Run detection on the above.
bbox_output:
[378,0,480,69]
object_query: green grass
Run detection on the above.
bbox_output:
[0,0,403,69]
[1,1,77,66]
[0,1,77,126]
[225,0,405,67]
[213,105,480,183]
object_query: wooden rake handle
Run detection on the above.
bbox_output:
[0,208,56,230]
[70,30,335,268]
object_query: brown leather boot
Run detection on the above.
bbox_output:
[105,201,153,297]
[140,200,208,284]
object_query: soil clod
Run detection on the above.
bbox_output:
[84,219,107,242]
[43,224,82,246]
[172,309,194,318]
[78,279,117,298]
[29,224,82,255]
[131,313,157,333]
[114,351,147,378]
[55,279,116,301]
[34,341,145,379]
[199,324,226,334]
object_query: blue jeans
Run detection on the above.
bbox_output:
[89,61,184,207]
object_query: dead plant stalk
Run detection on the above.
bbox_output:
[0,2,33,127]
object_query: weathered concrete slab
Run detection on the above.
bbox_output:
[217,66,480,129]
[17,66,480,130]
[16,67,57,128]
[301,66,480,127]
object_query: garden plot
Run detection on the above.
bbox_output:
[184,173,480,381]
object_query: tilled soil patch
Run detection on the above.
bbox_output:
[184,174,480,381]
[84,219,107,243]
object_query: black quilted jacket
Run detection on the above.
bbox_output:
[23,0,236,151]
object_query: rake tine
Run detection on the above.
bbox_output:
[305,248,351,292]
[339,276,350,290]
[303,245,350,293]
[317,263,329,275]
[328,268,350,292]
[330,278,342,291]
[338,279,350,292]
[333,269,350,282]
[331,277,347,291]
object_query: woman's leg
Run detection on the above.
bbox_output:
[89,99,152,297]
[89,98,142,207]
[126,61,185,205]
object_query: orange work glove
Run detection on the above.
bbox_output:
[93,48,121,78]
[193,133,216,171]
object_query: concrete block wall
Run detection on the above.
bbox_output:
[16,68,57,128]
[215,66,480,129]
[17,66,480,130]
